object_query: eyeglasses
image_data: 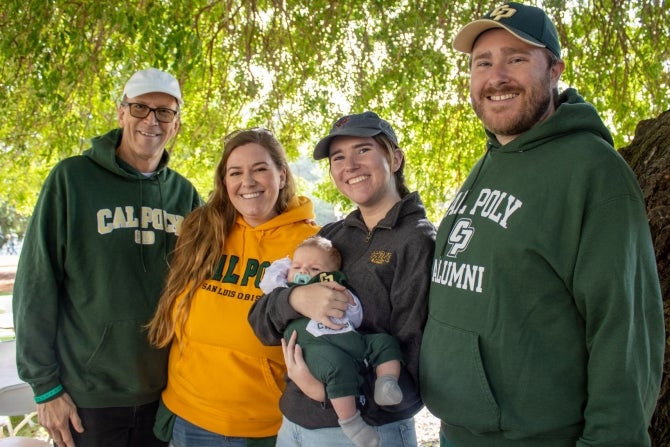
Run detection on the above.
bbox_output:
[121,102,179,123]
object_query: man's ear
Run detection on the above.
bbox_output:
[117,104,126,127]
[551,59,565,87]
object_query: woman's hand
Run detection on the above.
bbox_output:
[288,282,349,329]
[282,330,326,402]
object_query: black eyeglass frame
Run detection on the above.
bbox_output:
[121,102,179,123]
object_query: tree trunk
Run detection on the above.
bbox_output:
[619,109,670,447]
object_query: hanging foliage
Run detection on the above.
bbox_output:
[0,0,668,224]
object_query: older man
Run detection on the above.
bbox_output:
[13,68,201,447]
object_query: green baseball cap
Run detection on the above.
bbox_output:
[313,111,398,160]
[453,2,561,58]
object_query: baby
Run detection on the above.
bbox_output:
[260,236,404,447]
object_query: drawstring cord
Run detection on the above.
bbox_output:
[139,179,147,272]
[137,170,170,272]
[157,174,170,268]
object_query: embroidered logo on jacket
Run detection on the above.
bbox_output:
[370,250,392,265]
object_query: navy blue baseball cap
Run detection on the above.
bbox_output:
[313,111,398,160]
[453,2,561,58]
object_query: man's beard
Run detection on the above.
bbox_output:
[472,80,553,138]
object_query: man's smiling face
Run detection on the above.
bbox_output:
[469,28,563,145]
[116,92,180,172]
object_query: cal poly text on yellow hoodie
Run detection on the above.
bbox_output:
[162,196,318,437]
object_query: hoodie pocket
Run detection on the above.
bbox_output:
[420,315,500,433]
[84,319,167,393]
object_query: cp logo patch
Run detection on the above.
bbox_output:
[488,4,517,21]
[446,218,475,258]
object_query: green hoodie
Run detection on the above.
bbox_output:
[13,128,201,408]
[420,89,664,446]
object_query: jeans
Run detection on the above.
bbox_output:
[70,401,167,447]
[170,416,276,447]
[277,416,417,447]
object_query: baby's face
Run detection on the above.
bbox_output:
[288,245,338,283]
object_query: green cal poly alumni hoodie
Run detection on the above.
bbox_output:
[420,89,664,446]
[13,128,201,408]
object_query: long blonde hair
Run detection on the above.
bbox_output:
[147,128,296,348]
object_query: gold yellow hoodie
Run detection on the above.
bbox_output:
[161,196,318,437]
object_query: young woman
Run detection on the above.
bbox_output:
[147,128,318,447]
[249,112,436,447]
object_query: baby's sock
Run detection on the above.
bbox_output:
[374,374,403,406]
[339,410,380,447]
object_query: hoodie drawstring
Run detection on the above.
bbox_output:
[137,172,170,272]
[138,179,147,272]
[157,175,170,267]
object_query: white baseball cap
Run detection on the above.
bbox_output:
[122,68,183,105]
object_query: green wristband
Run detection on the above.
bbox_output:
[34,384,64,403]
